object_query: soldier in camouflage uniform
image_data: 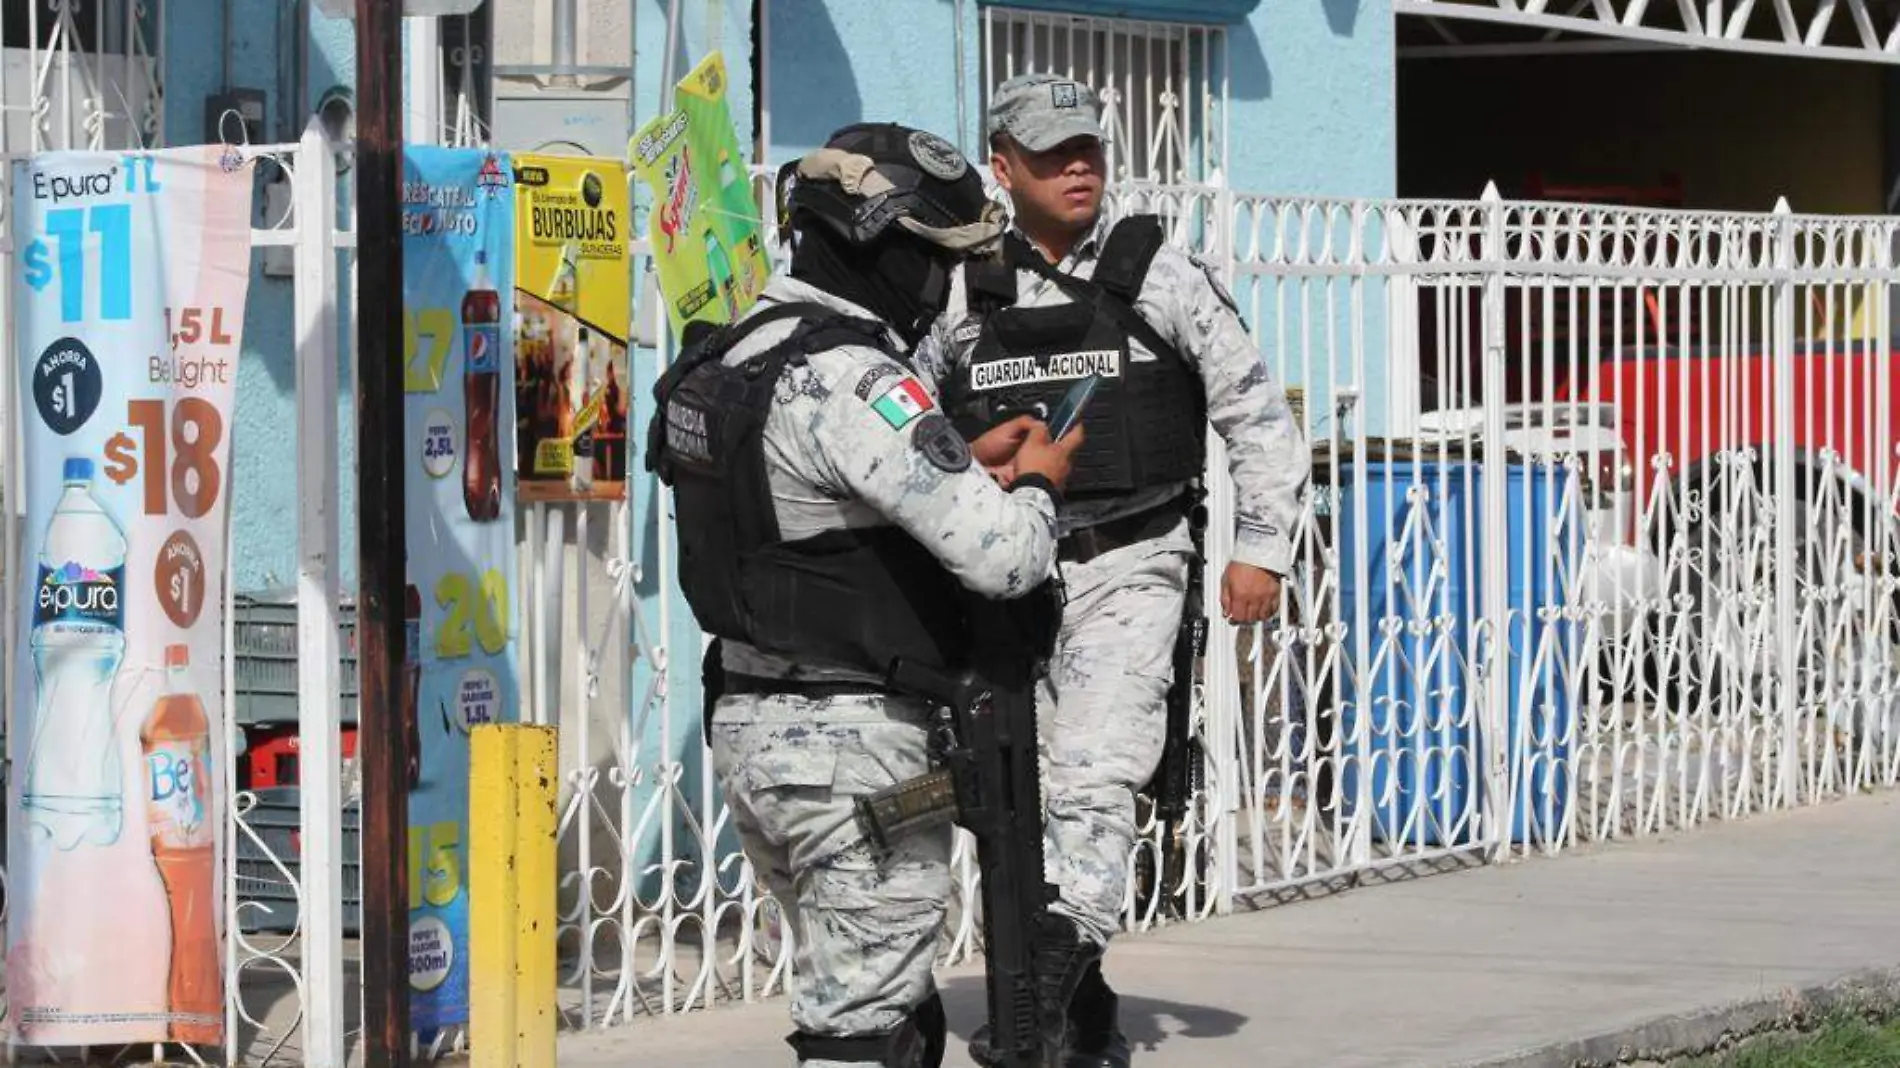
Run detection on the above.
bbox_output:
[915,74,1311,1068]
[647,122,1085,1068]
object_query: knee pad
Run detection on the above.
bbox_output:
[785,991,945,1068]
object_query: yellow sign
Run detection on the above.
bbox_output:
[511,153,631,502]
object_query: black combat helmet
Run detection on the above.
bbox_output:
[776,122,1005,255]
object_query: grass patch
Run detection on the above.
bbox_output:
[1676,1011,1900,1067]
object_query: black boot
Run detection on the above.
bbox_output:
[917,988,947,1068]
[1063,961,1131,1068]
[1033,916,1105,1057]
[968,918,1103,1067]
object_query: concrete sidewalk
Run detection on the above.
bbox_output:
[555,792,1900,1068]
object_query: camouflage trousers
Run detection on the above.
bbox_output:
[1039,515,1194,948]
[709,692,952,1068]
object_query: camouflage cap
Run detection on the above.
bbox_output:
[987,72,1103,154]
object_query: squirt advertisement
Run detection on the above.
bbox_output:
[512,153,631,503]
[7,147,255,1047]
[630,51,772,343]
[401,145,523,1032]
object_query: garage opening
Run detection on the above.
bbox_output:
[1394,0,1900,214]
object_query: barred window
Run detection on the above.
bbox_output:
[981,5,1227,186]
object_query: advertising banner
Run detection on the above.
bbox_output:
[512,153,630,503]
[629,51,772,343]
[6,147,254,1046]
[401,145,522,1031]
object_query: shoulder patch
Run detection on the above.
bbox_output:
[867,374,935,430]
[911,411,972,473]
[853,363,903,401]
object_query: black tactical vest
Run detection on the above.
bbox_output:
[644,301,976,680]
[939,216,1207,501]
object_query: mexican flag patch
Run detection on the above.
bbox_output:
[871,377,933,429]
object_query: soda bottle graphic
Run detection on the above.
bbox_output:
[714,147,756,232]
[462,249,503,523]
[570,327,596,493]
[549,241,579,315]
[140,643,221,1045]
[24,457,128,850]
[404,583,421,790]
[716,147,741,198]
[704,227,739,321]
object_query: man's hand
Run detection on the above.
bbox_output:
[1221,562,1283,624]
[972,415,1041,486]
[972,415,1041,468]
[1012,421,1085,492]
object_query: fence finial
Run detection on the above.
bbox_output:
[1481,181,1502,203]
[1773,196,1793,216]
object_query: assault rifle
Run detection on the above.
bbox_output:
[856,588,1061,1068]
[1146,483,1209,911]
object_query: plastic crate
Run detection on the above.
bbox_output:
[231,588,359,727]
[234,786,363,935]
[239,723,360,790]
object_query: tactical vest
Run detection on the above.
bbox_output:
[939,216,1207,501]
[644,301,973,680]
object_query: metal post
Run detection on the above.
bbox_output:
[551,0,578,85]
[1772,198,1799,809]
[0,80,17,1068]
[660,0,684,110]
[295,115,347,1068]
[1478,183,1514,858]
[406,16,442,146]
[356,0,410,1063]
[1211,180,1240,916]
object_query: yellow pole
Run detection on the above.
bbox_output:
[470,723,558,1068]
[515,725,559,1059]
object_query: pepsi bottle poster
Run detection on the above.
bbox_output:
[400,145,522,1031]
[6,147,254,1047]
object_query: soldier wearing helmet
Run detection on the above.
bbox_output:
[646,122,1085,1068]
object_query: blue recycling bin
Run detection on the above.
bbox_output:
[1337,460,1578,848]
[1499,463,1580,846]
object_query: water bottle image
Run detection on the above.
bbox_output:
[25,456,129,850]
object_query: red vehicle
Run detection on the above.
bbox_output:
[1408,175,1900,690]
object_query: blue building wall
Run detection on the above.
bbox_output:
[756,0,1394,196]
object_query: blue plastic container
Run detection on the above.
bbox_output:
[1499,464,1580,846]
[1336,460,1578,848]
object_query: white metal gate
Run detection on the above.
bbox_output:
[544,181,1900,1038]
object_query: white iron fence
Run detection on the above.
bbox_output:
[542,183,1900,1041]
